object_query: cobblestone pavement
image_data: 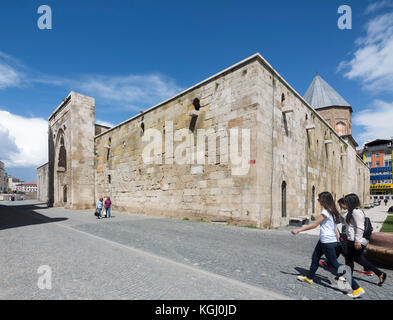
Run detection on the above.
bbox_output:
[1,200,392,300]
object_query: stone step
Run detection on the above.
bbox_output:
[211,218,227,223]
[289,217,309,227]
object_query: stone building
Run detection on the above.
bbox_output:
[37,53,370,228]
[37,163,49,202]
[16,182,38,193]
[0,161,6,193]
[359,139,393,197]
[7,176,23,193]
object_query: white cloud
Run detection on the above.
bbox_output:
[0,110,48,168]
[26,72,184,112]
[364,0,393,15]
[95,119,114,128]
[0,52,24,89]
[338,11,393,93]
[353,100,393,146]
[0,50,183,112]
[75,74,183,111]
[0,125,20,160]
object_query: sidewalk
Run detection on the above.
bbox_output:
[302,199,392,236]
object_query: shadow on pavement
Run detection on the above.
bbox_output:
[280,267,348,295]
[0,202,68,231]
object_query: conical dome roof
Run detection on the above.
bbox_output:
[304,73,351,109]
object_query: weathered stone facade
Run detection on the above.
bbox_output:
[46,91,96,209]
[37,53,370,228]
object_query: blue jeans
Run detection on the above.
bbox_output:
[307,241,341,279]
[105,207,111,218]
[97,207,102,218]
[307,241,360,290]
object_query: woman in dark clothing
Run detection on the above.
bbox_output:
[104,197,112,218]
[342,194,387,289]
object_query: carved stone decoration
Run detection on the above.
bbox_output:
[58,137,67,171]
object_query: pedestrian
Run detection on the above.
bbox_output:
[104,197,112,218]
[96,197,104,219]
[291,192,352,293]
[319,198,372,276]
[342,194,387,291]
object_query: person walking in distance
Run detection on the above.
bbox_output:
[96,197,104,219]
[342,194,387,296]
[291,192,350,290]
[104,197,112,218]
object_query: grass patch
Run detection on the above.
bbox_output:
[182,217,189,221]
[380,215,393,232]
[242,225,257,229]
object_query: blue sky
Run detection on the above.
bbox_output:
[1,0,393,182]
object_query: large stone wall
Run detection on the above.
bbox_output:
[95,59,261,225]
[37,162,49,203]
[94,54,370,228]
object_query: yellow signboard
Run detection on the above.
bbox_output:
[370,184,393,189]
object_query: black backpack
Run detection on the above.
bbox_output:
[361,210,373,240]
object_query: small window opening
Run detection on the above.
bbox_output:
[192,98,200,111]
[106,138,111,161]
[312,186,315,214]
[281,181,287,218]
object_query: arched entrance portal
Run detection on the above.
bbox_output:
[54,129,68,206]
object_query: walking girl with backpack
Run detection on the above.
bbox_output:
[342,194,387,294]
[291,192,349,288]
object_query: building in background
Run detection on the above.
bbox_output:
[8,177,24,193]
[15,182,38,193]
[360,139,393,198]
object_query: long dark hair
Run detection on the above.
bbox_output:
[318,192,340,223]
[344,193,361,224]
